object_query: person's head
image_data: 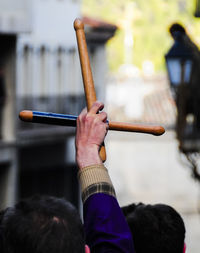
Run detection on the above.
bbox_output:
[0,195,89,253]
[122,203,186,253]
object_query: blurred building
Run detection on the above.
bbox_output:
[0,0,117,209]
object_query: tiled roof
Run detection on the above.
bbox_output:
[142,85,176,127]
[106,75,176,129]
[82,16,117,31]
[82,16,118,45]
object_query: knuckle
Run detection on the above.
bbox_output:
[101,112,107,118]
[85,114,93,123]
[94,101,104,108]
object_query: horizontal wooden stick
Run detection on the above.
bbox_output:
[108,121,165,136]
[19,110,77,127]
[19,110,165,136]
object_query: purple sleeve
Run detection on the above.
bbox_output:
[83,193,135,253]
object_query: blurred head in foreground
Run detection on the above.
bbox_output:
[0,195,85,253]
[122,203,186,253]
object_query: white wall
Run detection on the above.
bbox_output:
[16,0,82,97]
[19,0,80,48]
[0,0,31,33]
[90,46,108,102]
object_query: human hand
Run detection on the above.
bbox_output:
[75,101,108,169]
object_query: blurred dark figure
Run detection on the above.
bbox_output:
[122,203,186,253]
[0,195,85,253]
[0,61,6,139]
[169,23,200,135]
[169,23,199,53]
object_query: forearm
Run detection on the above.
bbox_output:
[76,146,102,170]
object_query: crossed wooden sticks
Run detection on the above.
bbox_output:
[19,18,165,162]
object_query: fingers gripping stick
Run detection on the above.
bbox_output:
[74,18,106,162]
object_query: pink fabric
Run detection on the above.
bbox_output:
[183,243,186,253]
[85,245,90,253]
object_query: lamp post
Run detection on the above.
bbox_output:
[165,31,194,140]
[165,29,200,181]
[165,32,193,90]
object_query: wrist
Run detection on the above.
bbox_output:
[76,145,102,169]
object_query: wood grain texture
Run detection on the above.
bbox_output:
[109,121,165,136]
[74,18,106,162]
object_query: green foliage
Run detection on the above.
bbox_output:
[82,0,200,72]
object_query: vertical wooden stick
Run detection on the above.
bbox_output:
[74,18,106,162]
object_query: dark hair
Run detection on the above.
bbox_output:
[0,195,85,253]
[122,203,185,253]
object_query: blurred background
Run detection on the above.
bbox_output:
[0,0,200,251]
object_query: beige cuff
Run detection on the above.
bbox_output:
[78,164,113,194]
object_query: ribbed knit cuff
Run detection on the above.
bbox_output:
[78,164,116,202]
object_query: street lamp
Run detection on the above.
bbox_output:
[165,32,194,89]
[165,31,195,141]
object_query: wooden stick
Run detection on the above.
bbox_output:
[19,110,77,127]
[19,110,165,136]
[108,121,165,136]
[74,18,106,162]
